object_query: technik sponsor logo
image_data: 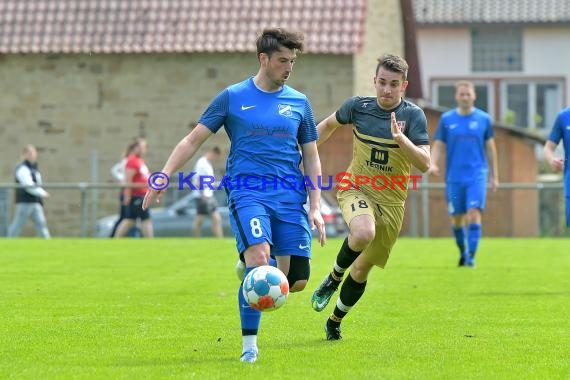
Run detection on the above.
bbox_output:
[148,172,423,191]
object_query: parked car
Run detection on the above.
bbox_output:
[95,191,347,238]
[95,191,231,238]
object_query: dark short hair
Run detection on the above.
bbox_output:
[256,28,304,59]
[375,54,409,80]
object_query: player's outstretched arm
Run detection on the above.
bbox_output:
[486,138,499,191]
[544,140,564,172]
[301,141,326,247]
[428,140,444,176]
[143,124,213,209]
[390,112,431,172]
[316,113,343,146]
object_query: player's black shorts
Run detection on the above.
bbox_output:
[195,196,218,215]
[287,255,310,285]
[125,196,150,221]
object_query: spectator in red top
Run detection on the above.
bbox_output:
[108,139,139,237]
[114,138,153,238]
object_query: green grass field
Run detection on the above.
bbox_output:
[1,238,568,380]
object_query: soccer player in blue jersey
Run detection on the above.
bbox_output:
[142,28,325,363]
[544,107,570,228]
[429,80,499,267]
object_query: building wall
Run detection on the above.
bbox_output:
[0,53,354,236]
[524,27,570,87]
[416,26,570,104]
[416,27,472,99]
[354,0,404,96]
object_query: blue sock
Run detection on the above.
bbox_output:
[268,256,277,268]
[467,224,482,257]
[239,267,261,336]
[452,226,466,255]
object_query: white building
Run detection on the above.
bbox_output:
[413,0,570,136]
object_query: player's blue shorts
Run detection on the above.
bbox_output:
[228,198,312,257]
[446,177,487,215]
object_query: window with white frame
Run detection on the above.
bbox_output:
[471,27,523,72]
[431,81,494,115]
[431,79,563,133]
[500,81,563,131]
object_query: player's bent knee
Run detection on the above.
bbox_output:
[289,279,307,292]
[122,219,135,228]
[350,227,375,247]
[243,244,271,267]
[466,208,482,223]
[247,255,269,267]
[451,215,465,227]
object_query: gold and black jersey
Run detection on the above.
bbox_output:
[335,96,430,205]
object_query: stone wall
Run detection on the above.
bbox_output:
[0,53,354,236]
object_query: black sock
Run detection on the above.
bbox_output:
[327,318,341,328]
[332,237,362,280]
[332,273,367,321]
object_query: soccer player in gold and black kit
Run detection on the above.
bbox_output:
[311,54,431,340]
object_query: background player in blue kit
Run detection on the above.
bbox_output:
[429,80,499,267]
[544,107,570,228]
[142,28,325,363]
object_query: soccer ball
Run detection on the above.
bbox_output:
[242,265,289,312]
